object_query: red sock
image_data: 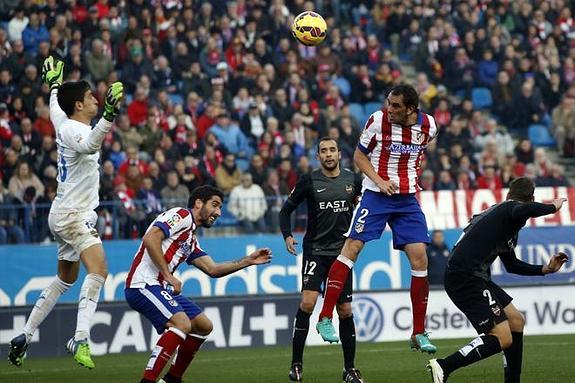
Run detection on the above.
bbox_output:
[410,271,429,335]
[168,334,206,379]
[143,328,187,381]
[319,257,353,320]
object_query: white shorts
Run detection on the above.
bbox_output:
[48,210,102,262]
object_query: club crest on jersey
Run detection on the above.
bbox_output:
[166,214,182,228]
[491,305,501,316]
[180,241,191,255]
[345,184,353,194]
[303,275,310,286]
[355,222,364,233]
[415,132,424,144]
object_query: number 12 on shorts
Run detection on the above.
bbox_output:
[304,260,317,275]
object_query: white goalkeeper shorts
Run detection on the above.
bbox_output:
[48,210,102,262]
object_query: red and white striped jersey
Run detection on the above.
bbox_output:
[125,207,206,289]
[358,109,438,194]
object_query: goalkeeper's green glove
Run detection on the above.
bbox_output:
[41,56,64,90]
[103,82,124,122]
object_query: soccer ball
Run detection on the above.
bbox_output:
[291,11,327,46]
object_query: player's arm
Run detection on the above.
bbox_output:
[42,56,67,127]
[191,248,272,277]
[500,248,569,275]
[60,82,124,154]
[61,118,113,154]
[355,113,397,195]
[354,148,397,195]
[510,198,565,221]
[279,174,310,255]
[142,226,183,293]
[49,88,68,127]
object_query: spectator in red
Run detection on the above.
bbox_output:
[125,164,143,197]
[196,103,219,139]
[127,87,149,127]
[202,145,221,179]
[32,106,54,138]
[225,37,245,71]
[476,166,503,190]
[0,103,12,146]
[277,158,297,190]
[118,146,148,177]
[433,98,452,128]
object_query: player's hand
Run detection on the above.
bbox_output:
[285,236,298,256]
[551,198,567,212]
[377,179,398,196]
[543,252,569,274]
[164,274,182,295]
[247,248,273,265]
[41,56,64,90]
[103,82,124,122]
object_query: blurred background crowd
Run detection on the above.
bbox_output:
[0,0,574,243]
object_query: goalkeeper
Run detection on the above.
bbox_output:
[8,56,123,370]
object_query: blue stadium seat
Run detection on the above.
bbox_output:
[333,77,351,98]
[471,87,493,109]
[364,101,382,117]
[528,124,556,147]
[348,103,366,125]
[215,203,239,226]
[169,93,184,105]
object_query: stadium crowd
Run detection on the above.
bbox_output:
[0,0,574,242]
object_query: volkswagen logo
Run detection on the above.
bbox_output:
[352,296,384,342]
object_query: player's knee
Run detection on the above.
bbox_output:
[336,303,353,319]
[299,300,315,313]
[509,312,525,331]
[194,317,213,336]
[300,296,318,313]
[169,313,192,334]
[342,239,363,260]
[495,331,513,350]
[409,252,428,270]
[97,266,109,279]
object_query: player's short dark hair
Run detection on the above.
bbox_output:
[389,84,419,110]
[507,177,535,202]
[58,80,91,117]
[317,137,339,152]
[188,185,225,208]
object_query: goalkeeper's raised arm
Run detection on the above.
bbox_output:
[42,55,124,154]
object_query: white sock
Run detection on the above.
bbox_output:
[336,254,355,269]
[74,273,105,341]
[23,277,73,343]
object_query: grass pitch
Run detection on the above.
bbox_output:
[1,334,573,382]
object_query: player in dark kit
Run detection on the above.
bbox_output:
[279,138,364,383]
[428,177,569,383]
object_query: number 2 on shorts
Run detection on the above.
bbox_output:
[483,289,495,305]
[357,208,369,223]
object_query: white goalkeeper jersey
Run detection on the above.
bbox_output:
[49,88,112,213]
